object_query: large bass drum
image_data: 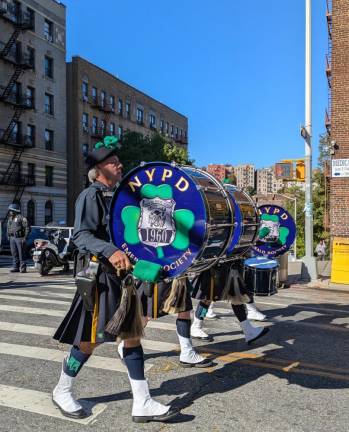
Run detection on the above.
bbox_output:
[109,162,234,279]
[223,185,259,260]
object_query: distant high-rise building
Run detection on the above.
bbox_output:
[256,167,284,194]
[234,164,255,190]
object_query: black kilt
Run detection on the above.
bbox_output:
[53,271,122,345]
[192,262,251,303]
[139,279,193,319]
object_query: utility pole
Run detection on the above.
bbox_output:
[302,0,318,280]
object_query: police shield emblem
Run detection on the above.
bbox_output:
[138,197,176,247]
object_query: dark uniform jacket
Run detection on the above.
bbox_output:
[73,181,117,260]
[7,214,29,239]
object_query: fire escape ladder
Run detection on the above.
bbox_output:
[0,28,20,57]
[1,147,23,184]
[1,64,23,100]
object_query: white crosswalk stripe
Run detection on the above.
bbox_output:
[0,293,71,305]
[0,288,74,299]
[0,384,107,424]
[0,342,153,372]
[0,321,179,352]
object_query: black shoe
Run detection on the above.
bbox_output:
[20,268,27,273]
[247,327,270,345]
[10,268,20,273]
[180,358,214,368]
[132,408,180,423]
[52,398,89,419]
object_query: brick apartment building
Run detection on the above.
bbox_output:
[327,0,349,240]
[0,0,67,225]
[234,164,255,190]
[66,56,188,224]
[207,164,226,181]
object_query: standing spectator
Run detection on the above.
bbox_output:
[7,203,30,273]
[315,239,326,261]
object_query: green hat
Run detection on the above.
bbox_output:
[85,135,121,169]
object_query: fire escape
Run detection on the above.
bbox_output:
[0,0,35,204]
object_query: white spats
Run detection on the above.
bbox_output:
[206,303,217,319]
[190,315,210,340]
[240,320,269,344]
[52,365,87,418]
[246,302,267,321]
[118,340,124,361]
[177,334,205,364]
[129,378,170,420]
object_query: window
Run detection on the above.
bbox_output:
[44,19,53,42]
[175,127,178,139]
[118,126,123,138]
[11,121,20,144]
[101,119,106,135]
[27,200,35,225]
[171,125,174,136]
[110,122,115,135]
[82,143,89,157]
[126,102,131,119]
[26,7,35,30]
[82,113,89,131]
[166,122,169,134]
[45,129,54,151]
[109,95,115,110]
[149,114,156,128]
[26,124,35,147]
[44,201,53,225]
[44,56,53,78]
[26,86,35,108]
[13,160,22,180]
[27,46,35,69]
[45,166,53,187]
[100,91,106,107]
[92,116,98,134]
[44,93,53,115]
[136,108,143,124]
[160,120,164,133]
[118,98,123,115]
[92,86,97,103]
[179,128,182,138]
[82,81,88,99]
[27,163,35,186]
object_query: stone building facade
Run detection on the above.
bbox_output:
[66,56,188,224]
[0,0,67,226]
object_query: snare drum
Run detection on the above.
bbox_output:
[243,256,278,296]
[224,185,259,259]
[109,162,234,279]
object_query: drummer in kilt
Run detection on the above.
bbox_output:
[191,260,269,344]
[52,137,178,423]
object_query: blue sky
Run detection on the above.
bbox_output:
[63,0,328,169]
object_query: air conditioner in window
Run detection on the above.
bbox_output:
[82,95,88,102]
[82,125,89,133]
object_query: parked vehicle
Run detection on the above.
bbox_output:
[32,226,75,276]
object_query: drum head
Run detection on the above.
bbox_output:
[252,204,296,258]
[109,162,207,279]
[244,256,278,270]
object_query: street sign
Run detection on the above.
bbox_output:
[332,159,349,178]
[275,162,293,180]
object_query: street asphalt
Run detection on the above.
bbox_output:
[0,256,349,431]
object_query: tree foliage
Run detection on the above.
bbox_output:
[118,131,193,174]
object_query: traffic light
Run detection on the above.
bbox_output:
[296,161,305,181]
